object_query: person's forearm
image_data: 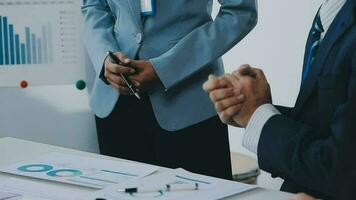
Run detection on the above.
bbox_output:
[81,1,120,75]
[243,104,280,154]
[258,114,347,197]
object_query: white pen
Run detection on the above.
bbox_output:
[118,183,199,193]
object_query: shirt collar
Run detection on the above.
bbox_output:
[319,0,347,36]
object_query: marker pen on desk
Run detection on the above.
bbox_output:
[107,51,141,100]
[118,183,199,193]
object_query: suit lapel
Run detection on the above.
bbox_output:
[127,0,143,31]
[293,0,355,116]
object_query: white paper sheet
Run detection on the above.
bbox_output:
[0,191,19,200]
[0,152,158,189]
[85,169,257,200]
[0,178,86,200]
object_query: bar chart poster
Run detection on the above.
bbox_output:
[0,0,85,87]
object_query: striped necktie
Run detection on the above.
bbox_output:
[301,13,324,84]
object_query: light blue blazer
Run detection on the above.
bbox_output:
[82,0,257,131]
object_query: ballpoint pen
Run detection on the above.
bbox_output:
[107,51,141,100]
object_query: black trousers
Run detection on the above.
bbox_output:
[95,94,232,180]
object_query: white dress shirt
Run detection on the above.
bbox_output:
[242,0,347,154]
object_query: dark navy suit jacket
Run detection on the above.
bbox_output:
[257,0,356,198]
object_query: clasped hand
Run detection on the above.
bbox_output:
[203,65,272,128]
[104,52,159,95]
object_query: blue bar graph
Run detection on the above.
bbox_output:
[3,17,9,65]
[42,26,48,64]
[37,38,42,64]
[0,17,3,65]
[48,22,53,64]
[9,24,15,64]
[31,34,37,64]
[0,15,52,66]
[20,43,26,64]
[25,27,31,64]
[15,34,20,64]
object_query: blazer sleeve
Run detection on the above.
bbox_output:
[150,0,258,90]
[257,49,356,196]
[81,0,120,76]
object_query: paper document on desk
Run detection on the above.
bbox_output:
[0,177,86,200]
[84,168,257,200]
[0,152,158,189]
[0,191,20,200]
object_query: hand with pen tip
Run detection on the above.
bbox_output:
[104,51,160,97]
[104,52,138,96]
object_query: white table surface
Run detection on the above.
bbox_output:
[0,137,293,200]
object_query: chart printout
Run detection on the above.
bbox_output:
[85,169,257,200]
[0,0,85,87]
[0,152,158,189]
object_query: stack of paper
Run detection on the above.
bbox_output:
[0,152,256,200]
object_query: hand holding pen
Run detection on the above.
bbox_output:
[104,52,141,99]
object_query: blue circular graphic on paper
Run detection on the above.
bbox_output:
[17,164,53,172]
[46,169,82,177]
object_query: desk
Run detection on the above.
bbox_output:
[0,137,293,200]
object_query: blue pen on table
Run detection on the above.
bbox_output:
[107,51,141,100]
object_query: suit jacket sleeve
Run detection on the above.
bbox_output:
[258,49,356,195]
[81,0,120,76]
[274,105,293,117]
[150,0,258,90]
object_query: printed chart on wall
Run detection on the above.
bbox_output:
[0,0,85,87]
[0,152,158,189]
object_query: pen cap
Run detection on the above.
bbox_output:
[166,183,199,191]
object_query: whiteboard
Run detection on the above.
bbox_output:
[0,0,85,87]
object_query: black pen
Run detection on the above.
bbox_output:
[107,51,141,99]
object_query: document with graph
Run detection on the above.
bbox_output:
[0,152,159,189]
[85,169,257,200]
[0,0,85,87]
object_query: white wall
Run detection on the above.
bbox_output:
[0,0,322,191]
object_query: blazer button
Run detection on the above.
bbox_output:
[136,33,143,44]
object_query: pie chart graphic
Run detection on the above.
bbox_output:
[46,169,82,177]
[17,164,53,172]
